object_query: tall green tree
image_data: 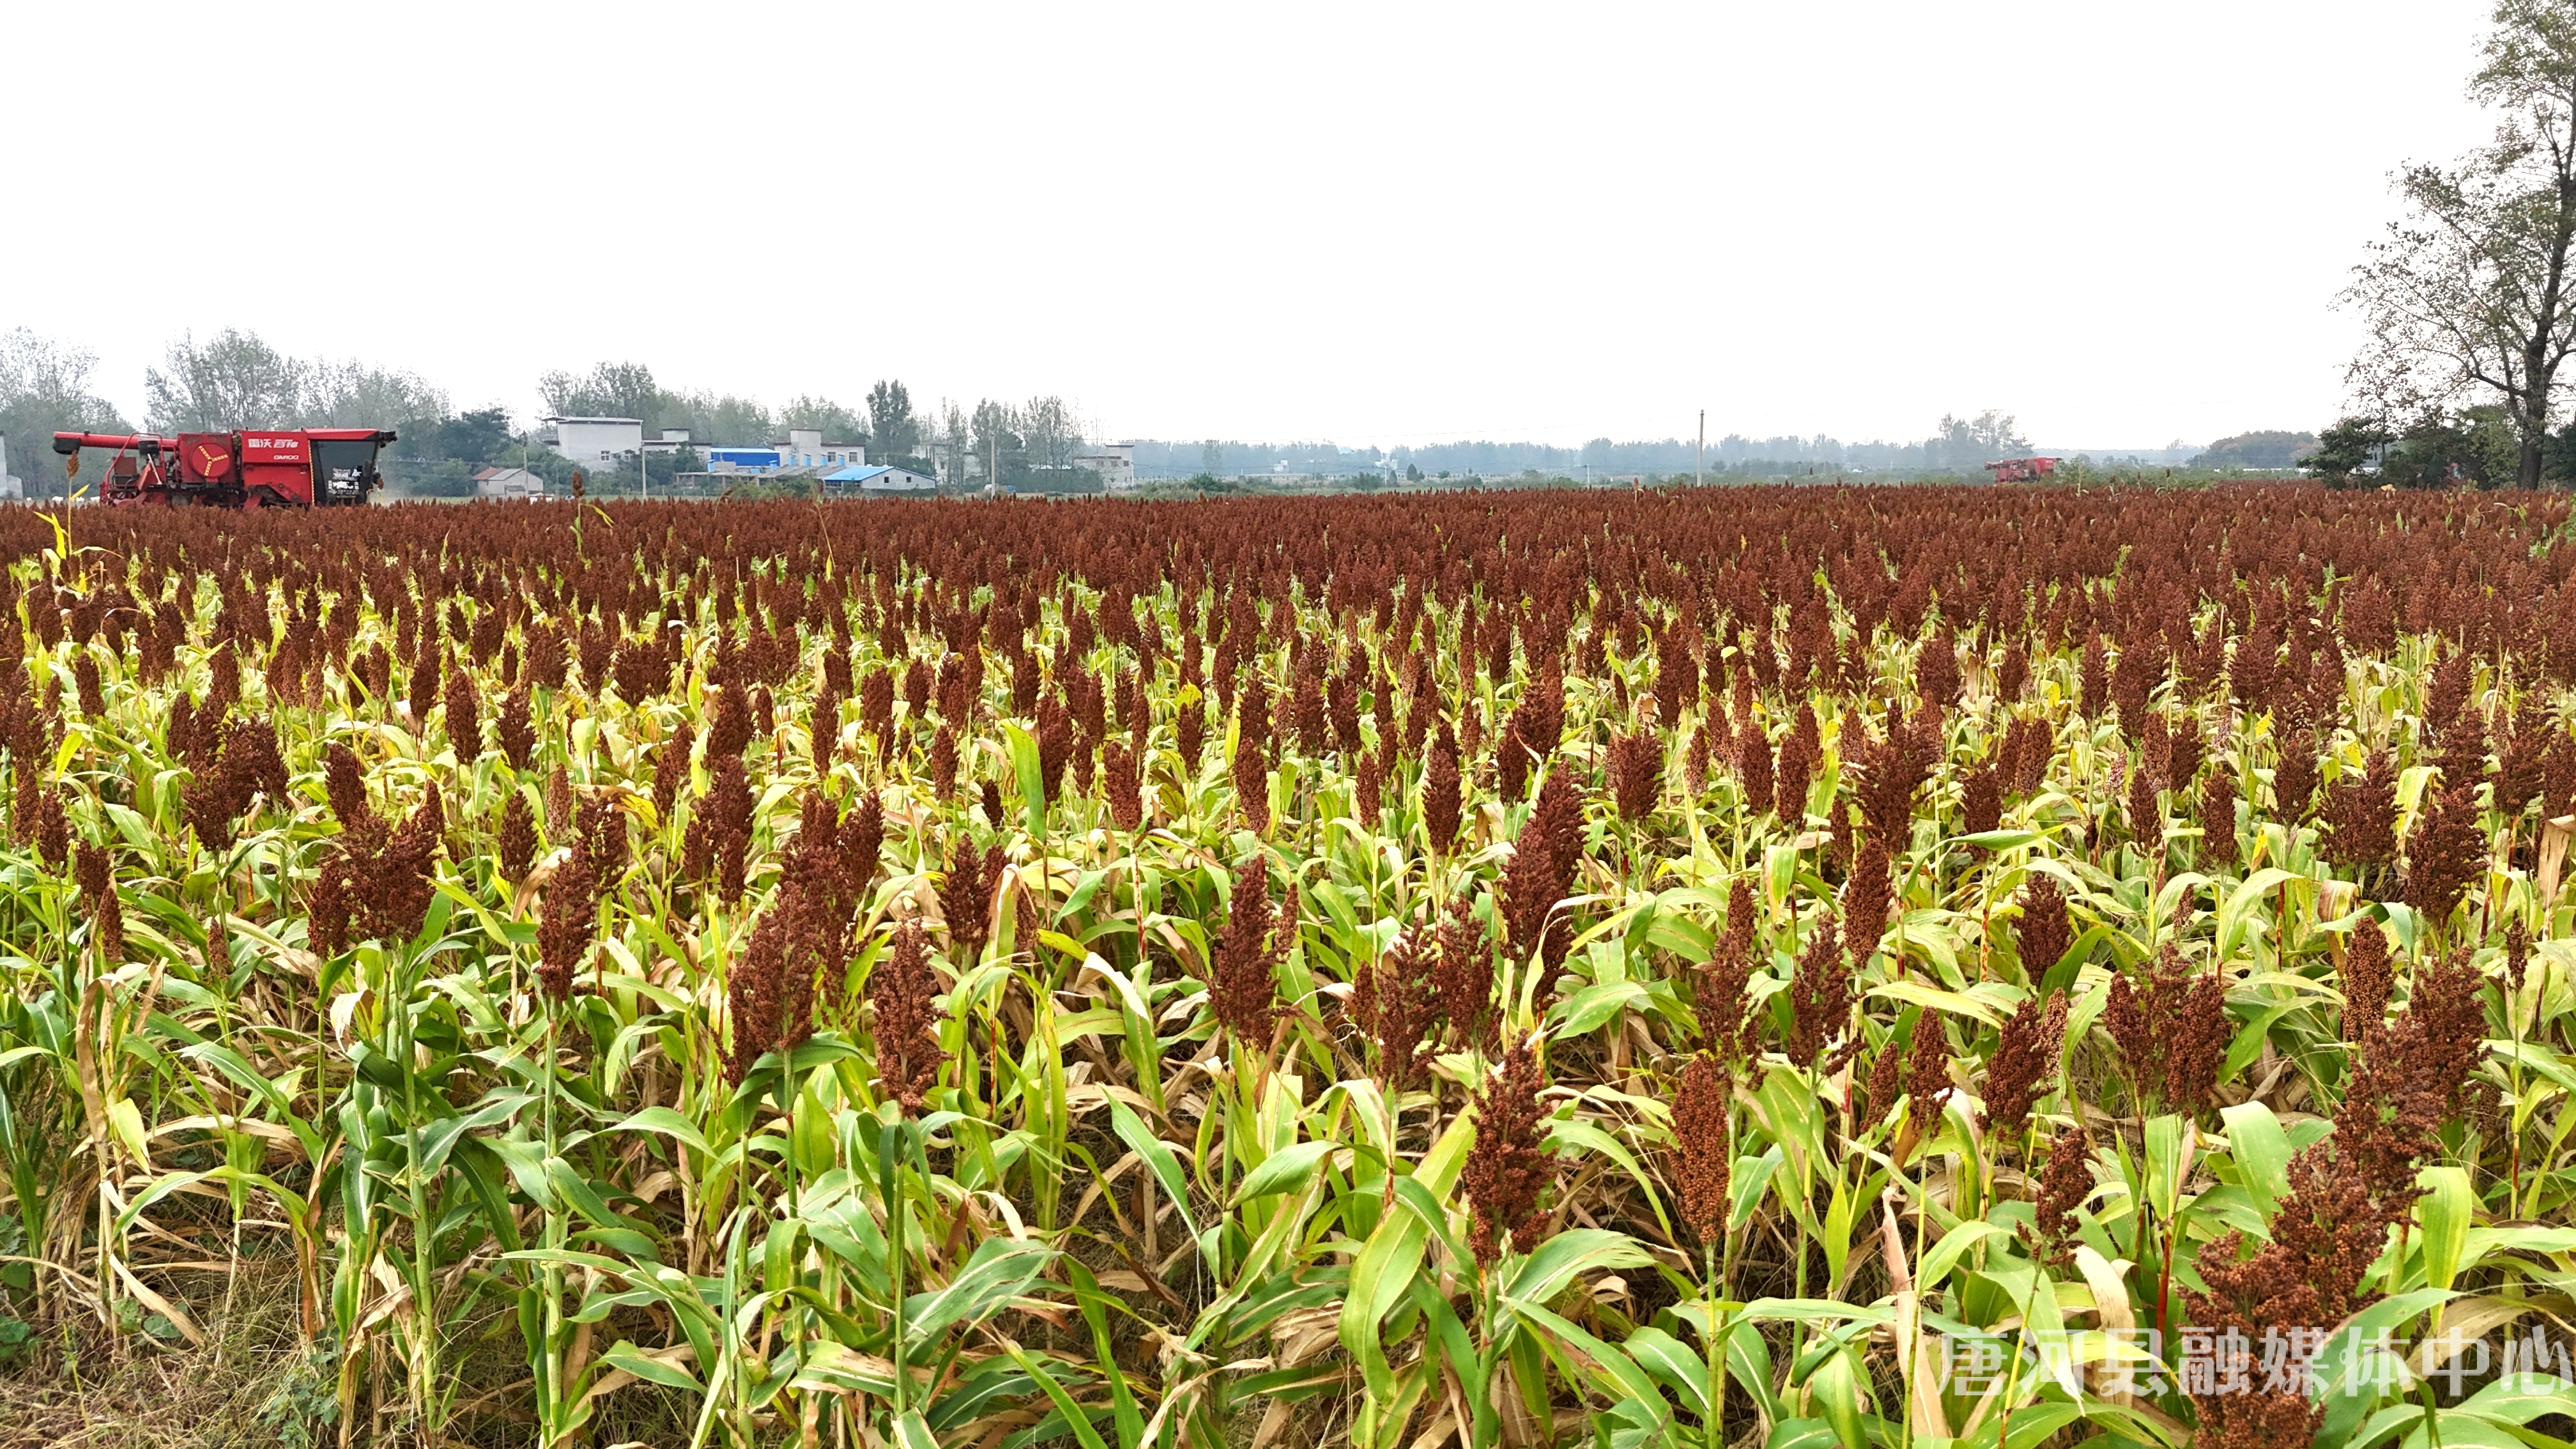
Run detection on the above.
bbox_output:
[537,362,659,429]
[2345,0,2576,487]
[144,328,445,436]
[778,395,867,443]
[868,379,921,460]
[931,398,970,490]
[0,328,128,499]
[146,329,307,432]
[1933,410,2028,471]
[1022,395,1074,474]
[659,390,775,447]
[971,399,1024,487]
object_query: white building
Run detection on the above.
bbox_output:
[0,436,19,500]
[473,466,547,501]
[1073,443,1137,491]
[772,428,865,470]
[701,428,866,477]
[540,417,643,467]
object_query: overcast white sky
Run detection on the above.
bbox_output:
[3,1,2503,449]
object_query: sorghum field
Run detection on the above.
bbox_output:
[2,485,2573,1449]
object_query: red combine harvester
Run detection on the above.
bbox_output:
[1984,456,2059,483]
[51,428,395,507]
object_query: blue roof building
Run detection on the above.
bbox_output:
[823,464,937,494]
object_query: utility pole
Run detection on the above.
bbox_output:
[1696,410,1705,488]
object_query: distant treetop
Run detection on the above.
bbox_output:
[2189,431,2319,470]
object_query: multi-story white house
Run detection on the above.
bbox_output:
[703,429,867,476]
[539,417,644,466]
[1073,443,1137,491]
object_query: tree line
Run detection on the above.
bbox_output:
[0,330,1126,500]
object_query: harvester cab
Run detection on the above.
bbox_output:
[52,427,396,507]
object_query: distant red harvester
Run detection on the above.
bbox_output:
[1984,456,2059,483]
[51,428,395,508]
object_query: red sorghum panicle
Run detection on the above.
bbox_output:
[2386,947,2488,1116]
[2188,947,2487,1449]
[1736,721,1776,818]
[2005,713,2051,796]
[1176,690,1206,772]
[699,754,755,905]
[1232,726,1271,831]
[1424,723,1462,852]
[2423,648,2472,742]
[1210,859,1282,1043]
[1512,658,1565,760]
[1695,878,1758,1058]
[2342,921,2393,1043]
[870,921,947,1114]
[2506,916,2533,1034]
[930,725,960,800]
[1609,727,1660,823]
[1773,719,1814,825]
[537,837,595,1002]
[1903,1011,1952,1131]
[2321,749,2399,883]
[2016,875,2072,981]
[578,795,627,900]
[1849,703,1940,846]
[2272,727,2319,822]
[651,722,693,822]
[1036,696,1074,806]
[706,682,753,759]
[1104,738,1144,831]
[76,842,121,964]
[363,783,443,947]
[443,661,482,759]
[1979,989,2067,1138]
[1866,1031,1906,1126]
[1671,1052,1733,1245]
[1841,836,1892,959]
[1351,927,1438,1091]
[496,685,535,769]
[1501,763,1586,981]
[1429,893,1496,1050]
[939,837,1006,964]
[323,742,372,831]
[809,678,842,774]
[1961,756,2003,838]
[1784,912,1851,1072]
[838,791,885,912]
[2198,767,2240,866]
[2027,1125,2091,1266]
[2108,943,2229,1116]
[1916,629,1961,712]
[2071,634,2112,716]
[544,762,573,838]
[1496,716,1532,802]
[1463,1034,1556,1265]
[725,910,785,1084]
[2126,752,2161,843]
[2400,782,2486,926]
[1353,748,1384,820]
[498,789,537,882]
